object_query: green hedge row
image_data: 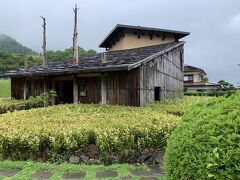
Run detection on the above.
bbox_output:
[184,90,237,97]
[0,93,51,114]
[0,103,180,163]
[164,92,240,179]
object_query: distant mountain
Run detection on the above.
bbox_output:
[0,34,36,55]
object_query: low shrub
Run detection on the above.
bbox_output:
[0,96,208,163]
[184,89,237,97]
[146,96,210,116]
[0,98,27,114]
[0,104,180,162]
[164,92,240,179]
[0,91,56,114]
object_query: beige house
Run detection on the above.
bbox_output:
[184,65,220,92]
[99,24,183,51]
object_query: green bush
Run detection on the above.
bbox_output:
[0,104,180,162]
[0,96,208,163]
[184,89,237,97]
[146,96,210,116]
[0,91,56,114]
[164,92,240,179]
[0,98,27,114]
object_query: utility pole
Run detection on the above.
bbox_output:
[72,4,79,64]
[40,16,47,68]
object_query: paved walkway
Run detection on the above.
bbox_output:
[0,165,165,179]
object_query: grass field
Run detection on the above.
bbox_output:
[0,79,10,98]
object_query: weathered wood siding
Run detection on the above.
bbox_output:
[106,69,140,106]
[11,77,24,99]
[139,45,184,105]
[11,77,52,99]
[29,79,44,97]
[78,77,101,104]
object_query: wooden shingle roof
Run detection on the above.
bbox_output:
[0,42,184,77]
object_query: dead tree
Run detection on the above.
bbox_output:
[40,16,47,68]
[72,4,79,64]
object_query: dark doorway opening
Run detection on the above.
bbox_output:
[55,81,73,104]
[154,87,161,101]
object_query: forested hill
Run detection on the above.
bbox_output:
[0,34,36,55]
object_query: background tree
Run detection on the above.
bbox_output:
[0,47,96,72]
[217,80,235,91]
[202,76,209,83]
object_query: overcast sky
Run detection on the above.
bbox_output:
[0,0,240,85]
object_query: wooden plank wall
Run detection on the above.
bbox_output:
[11,77,24,99]
[139,45,184,105]
[78,77,101,104]
[106,69,140,106]
[11,77,52,99]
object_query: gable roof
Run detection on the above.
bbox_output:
[99,24,190,48]
[184,65,207,76]
[0,42,184,78]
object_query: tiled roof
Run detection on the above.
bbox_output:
[0,42,184,77]
[184,65,207,75]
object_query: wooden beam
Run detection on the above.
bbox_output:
[23,78,28,100]
[101,73,107,104]
[42,77,48,107]
[73,77,79,104]
[51,79,56,105]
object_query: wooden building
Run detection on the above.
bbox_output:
[1,24,189,106]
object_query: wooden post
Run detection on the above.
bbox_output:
[73,77,79,104]
[40,16,47,68]
[101,73,107,104]
[23,78,28,100]
[43,77,47,107]
[51,79,56,105]
[72,4,79,64]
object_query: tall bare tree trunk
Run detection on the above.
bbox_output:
[40,16,47,68]
[72,4,79,64]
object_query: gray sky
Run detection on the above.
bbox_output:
[0,0,240,85]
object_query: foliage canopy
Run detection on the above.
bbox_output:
[164,92,240,179]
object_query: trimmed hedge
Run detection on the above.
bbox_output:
[184,90,237,97]
[164,92,240,179]
[0,98,28,114]
[147,96,209,116]
[0,96,208,163]
[0,104,179,162]
[0,92,53,114]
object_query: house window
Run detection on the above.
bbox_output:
[154,87,161,101]
[184,75,193,81]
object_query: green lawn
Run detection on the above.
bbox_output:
[0,79,10,98]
